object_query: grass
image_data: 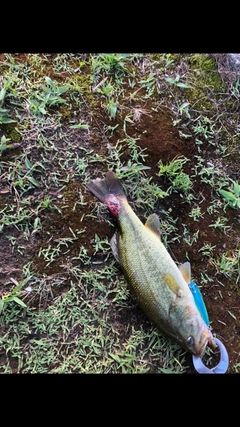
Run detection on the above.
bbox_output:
[0,53,240,373]
[157,155,192,193]
[0,268,187,373]
[218,179,240,210]
[0,277,28,314]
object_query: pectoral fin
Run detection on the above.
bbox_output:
[145,213,161,239]
[110,232,121,264]
[179,261,191,284]
[163,273,183,297]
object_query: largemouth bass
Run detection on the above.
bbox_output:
[86,170,216,357]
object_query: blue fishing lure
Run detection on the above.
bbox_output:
[179,263,229,374]
[189,281,209,326]
[179,261,210,326]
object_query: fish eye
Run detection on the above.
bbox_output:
[187,336,194,347]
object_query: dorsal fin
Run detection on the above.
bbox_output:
[145,213,161,239]
[179,261,191,284]
[162,273,183,297]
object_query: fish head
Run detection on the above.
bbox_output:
[170,303,217,357]
[183,322,216,357]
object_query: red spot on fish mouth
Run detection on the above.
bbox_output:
[105,194,121,216]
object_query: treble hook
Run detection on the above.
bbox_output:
[192,338,229,374]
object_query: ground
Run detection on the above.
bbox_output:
[0,53,240,373]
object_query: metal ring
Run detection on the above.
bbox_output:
[192,338,229,374]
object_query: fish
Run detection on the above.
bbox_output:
[86,170,216,357]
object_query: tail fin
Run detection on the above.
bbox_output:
[86,170,126,204]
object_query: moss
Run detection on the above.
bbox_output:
[67,73,94,102]
[27,54,54,80]
[186,89,213,111]
[9,127,21,142]
[58,105,72,121]
[188,54,224,92]
[182,54,225,112]
[2,123,22,142]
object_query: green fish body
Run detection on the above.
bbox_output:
[86,171,216,357]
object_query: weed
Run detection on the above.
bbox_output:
[165,74,192,89]
[215,251,239,278]
[139,73,157,97]
[158,211,180,247]
[8,154,45,195]
[209,216,231,233]
[218,179,240,210]
[157,156,192,193]
[234,363,240,373]
[193,116,215,141]
[199,272,214,285]
[0,134,20,151]
[28,76,69,116]
[0,107,16,124]
[105,99,118,119]
[106,137,150,179]
[0,80,17,125]
[92,234,111,255]
[69,122,89,130]
[182,225,199,246]
[189,206,204,221]
[72,246,92,265]
[91,54,132,78]
[194,159,220,186]
[177,101,191,118]
[198,243,216,257]
[0,277,29,314]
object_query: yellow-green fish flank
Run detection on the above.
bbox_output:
[86,171,216,357]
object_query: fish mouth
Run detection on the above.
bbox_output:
[194,339,208,358]
[194,328,217,358]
